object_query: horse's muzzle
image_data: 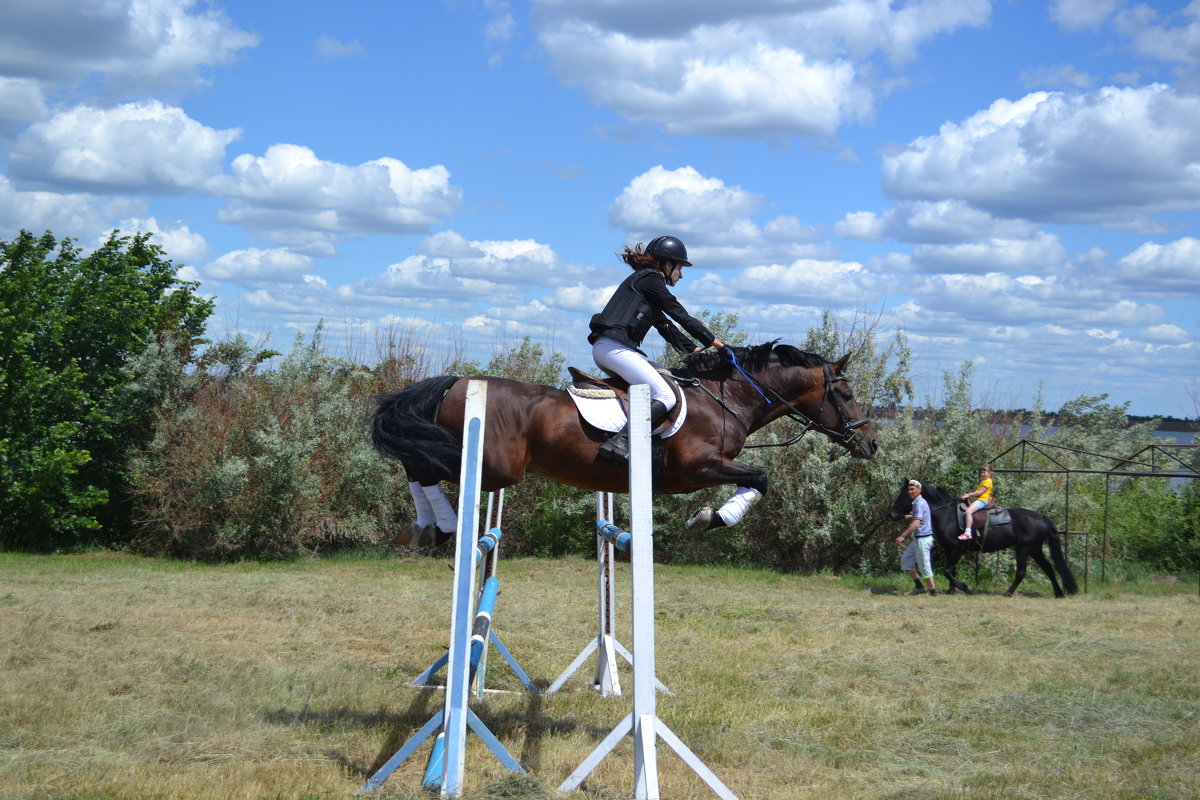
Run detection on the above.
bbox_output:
[841,419,878,459]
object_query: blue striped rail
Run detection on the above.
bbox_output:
[596,520,631,552]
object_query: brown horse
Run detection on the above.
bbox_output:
[372,341,878,540]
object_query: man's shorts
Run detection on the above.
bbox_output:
[901,535,935,578]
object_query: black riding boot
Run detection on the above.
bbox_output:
[599,399,669,464]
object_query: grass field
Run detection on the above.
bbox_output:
[1,550,1197,800]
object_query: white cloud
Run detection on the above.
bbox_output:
[910,271,1164,328]
[1050,0,1120,32]
[0,77,49,136]
[912,232,1068,275]
[10,101,239,193]
[115,216,209,264]
[532,0,988,138]
[608,165,827,266]
[217,144,462,238]
[1115,236,1200,295]
[315,36,367,60]
[0,0,258,101]
[836,200,1039,244]
[205,248,316,285]
[882,84,1200,223]
[1115,3,1200,67]
[1140,323,1192,344]
[1019,63,1095,90]
[340,255,517,306]
[0,175,144,243]
[690,256,885,307]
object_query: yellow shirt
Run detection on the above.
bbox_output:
[973,477,993,504]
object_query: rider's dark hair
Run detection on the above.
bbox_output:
[619,243,667,276]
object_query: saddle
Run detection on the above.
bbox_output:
[957,504,1012,538]
[566,365,686,436]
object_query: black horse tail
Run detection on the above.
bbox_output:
[1046,519,1080,596]
[371,375,462,484]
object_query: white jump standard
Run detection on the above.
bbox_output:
[558,385,740,800]
[544,491,670,698]
[357,381,527,798]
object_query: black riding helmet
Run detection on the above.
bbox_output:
[645,235,692,266]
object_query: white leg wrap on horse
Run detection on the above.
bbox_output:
[421,484,458,531]
[715,487,763,527]
[409,482,436,527]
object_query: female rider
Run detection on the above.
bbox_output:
[587,235,725,463]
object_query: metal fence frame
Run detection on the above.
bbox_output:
[987,439,1198,589]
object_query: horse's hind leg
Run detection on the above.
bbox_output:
[1029,548,1065,598]
[394,481,457,547]
[1004,548,1031,597]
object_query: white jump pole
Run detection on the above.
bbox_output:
[558,385,739,800]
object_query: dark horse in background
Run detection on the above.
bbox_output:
[372,341,878,540]
[889,483,1078,597]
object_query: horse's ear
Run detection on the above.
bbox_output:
[833,353,851,373]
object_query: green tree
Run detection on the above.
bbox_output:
[0,230,212,550]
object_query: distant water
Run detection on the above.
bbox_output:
[1153,430,1196,445]
[1007,425,1195,444]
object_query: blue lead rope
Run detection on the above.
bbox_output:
[723,348,773,404]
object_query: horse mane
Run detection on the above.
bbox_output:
[920,485,956,505]
[682,339,826,376]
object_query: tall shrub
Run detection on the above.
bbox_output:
[0,230,211,550]
[129,330,406,559]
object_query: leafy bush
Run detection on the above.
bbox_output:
[129,330,407,559]
[0,230,211,551]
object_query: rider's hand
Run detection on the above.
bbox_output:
[712,338,726,351]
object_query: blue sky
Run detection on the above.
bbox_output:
[1,0,1197,418]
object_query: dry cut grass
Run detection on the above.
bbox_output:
[1,551,1198,800]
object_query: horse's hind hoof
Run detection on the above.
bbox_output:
[392,523,424,547]
[394,523,451,547]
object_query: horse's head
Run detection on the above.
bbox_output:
[889,479,917,520]
[684,341,878,458]
[814,352,878,459]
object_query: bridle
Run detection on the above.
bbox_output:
[685,354,872,451]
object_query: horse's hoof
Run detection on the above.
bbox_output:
[686,507,714,530]
[392,523,424,547]
[686,507,727,531]
[1003,591,1014,598]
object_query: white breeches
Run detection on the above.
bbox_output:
[591,336,676,410]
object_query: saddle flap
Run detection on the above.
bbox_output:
[957,504,1012,530]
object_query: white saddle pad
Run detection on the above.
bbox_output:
[567,386,686,438]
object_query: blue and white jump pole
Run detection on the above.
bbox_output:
[357,380,527,798]
[558,385,740,800]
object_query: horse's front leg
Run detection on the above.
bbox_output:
[683,462,769,531]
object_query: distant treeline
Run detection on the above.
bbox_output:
[878,406,1198,433]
